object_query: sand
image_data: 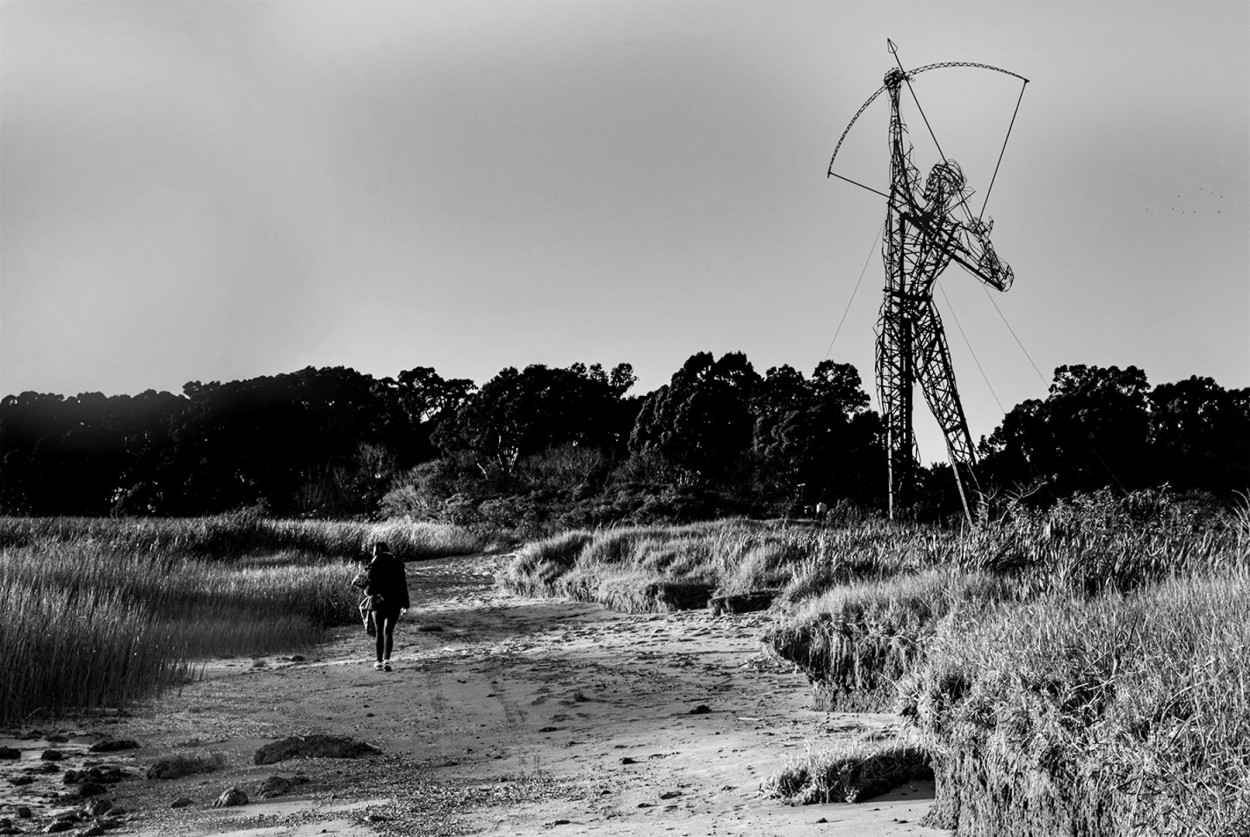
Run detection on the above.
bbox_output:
[4,554,949,836]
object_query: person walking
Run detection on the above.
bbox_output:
[355,541,410,671]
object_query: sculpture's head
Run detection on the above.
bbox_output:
[924,160,965,206]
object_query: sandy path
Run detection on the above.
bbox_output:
[12,554,949,837]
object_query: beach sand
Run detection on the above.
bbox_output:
[5,554,948,837]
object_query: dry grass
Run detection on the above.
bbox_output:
[901,574,1250,836]
[501,489,1250,835]
[764,570,1017,711]
[0,518,392,725]
[0,514,488,562]
[766,735,933,804]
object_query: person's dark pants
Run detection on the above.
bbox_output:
[371,607,401,662]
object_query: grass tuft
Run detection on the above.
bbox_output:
[766,737,933,804]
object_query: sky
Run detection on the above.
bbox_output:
[2,1,1247,465]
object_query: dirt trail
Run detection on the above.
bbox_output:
[5,555,948,836]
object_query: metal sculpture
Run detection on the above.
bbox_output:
[828,41,1028,522]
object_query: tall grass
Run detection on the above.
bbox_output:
[500,517,940,613]
[0,514,480,725]
[0,513,488,562]
[900,574,1250,836]
[502,489,1250,834]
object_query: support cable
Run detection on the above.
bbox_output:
[937,280,1004,414]
[979,286,1129,494]
[825,225,882,359]
[980,286,1048,385]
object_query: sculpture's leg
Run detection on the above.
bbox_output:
[876,293,916,519]
[914,301,979,522]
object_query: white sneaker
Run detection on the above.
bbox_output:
[373,661,383,670]
[383,661,393,672]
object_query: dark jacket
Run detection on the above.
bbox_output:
[365,554,410,612]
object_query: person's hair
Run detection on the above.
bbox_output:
[374,541,391,555]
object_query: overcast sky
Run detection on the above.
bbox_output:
[3,1,1247,464]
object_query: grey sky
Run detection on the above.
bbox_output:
[2,1,1247,464]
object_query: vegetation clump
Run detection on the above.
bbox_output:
[146,752,226,781]
[767,738,933,804]
[0,515,484,725]
[505,489,1250,836]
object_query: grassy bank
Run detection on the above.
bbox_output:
[504,490,1250,833]
[0,515,487,725]
[0,513,489,562]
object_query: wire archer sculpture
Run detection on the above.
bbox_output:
[828,41,1028,522]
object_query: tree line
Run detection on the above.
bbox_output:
[2,355,1246,527]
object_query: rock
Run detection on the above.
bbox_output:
[688,704,712,715]
[620,757,638,764]
[64,765,132,785]
[659,790,683,799]
[253,735,380,766]
[146,754,223,780]
[8,775,34,786]
[415,624,443,632]
[15,807,32,818]
[0,747,19,759]
[77,782,108,798]
[211,787,248,808]
[288,655,306,662]
[88,739,139,753]
[84,798,112,817]
[36,761,60,774]
[258,774,308,799]
[170,797,193,809]
[40,750,64,761]
[45,734,69,744]
[80,826,106,837]
[43,821,75,834]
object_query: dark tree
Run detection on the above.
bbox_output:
[629,352,760,482]
[982,364,1153,498]
[434,362,637,477]
[1148,376,1250,495]
[751,360,881,511]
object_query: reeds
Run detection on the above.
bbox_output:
[0,514,488,562]
[0,512,490,725]
[503,488,1250,834]
[766,736,933,804]
[901,574,1250,836]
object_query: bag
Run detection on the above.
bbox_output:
[359,594,386,636]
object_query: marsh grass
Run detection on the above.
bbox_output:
[0,514,487,563]
[766,736,933,804]
[765,570,1018,711]
[901,574,1250,836]
[500,517,936,613]
[0,514,480,725]
[502,489,1250,834]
